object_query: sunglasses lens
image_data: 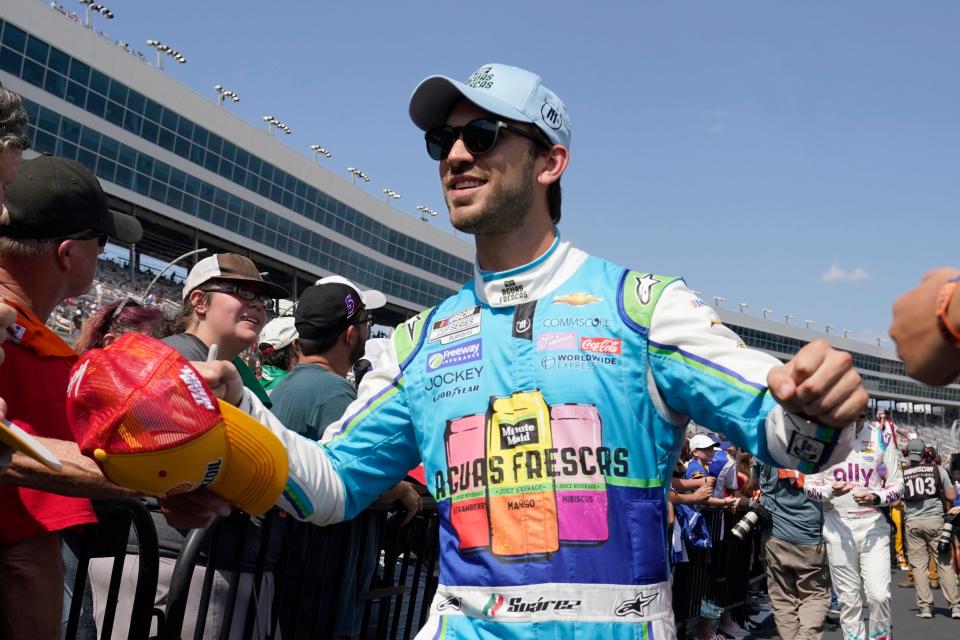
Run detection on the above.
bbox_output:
[462,120,500,155]
[425,127,455,161]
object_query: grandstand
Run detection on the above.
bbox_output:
[0,0,474,329]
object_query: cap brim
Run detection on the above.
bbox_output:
[362,289,387,310]
[212,400,289,516]
[0,419,62,471]
[409,75,534,133]
[107,210,143,244]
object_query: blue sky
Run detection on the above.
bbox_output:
[74,1,959,345]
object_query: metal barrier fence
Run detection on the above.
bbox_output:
[65,499,763,639]
[671,506,766,638]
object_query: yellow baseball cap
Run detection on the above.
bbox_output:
[66,333,288,516]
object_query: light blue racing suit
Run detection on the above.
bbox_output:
[247,236,852,640]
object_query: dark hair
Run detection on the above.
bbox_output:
[260,343,297,371]
[521,131,562,224]
[298,334,339,357]
[547,180,561,224]
[75,299,171,354]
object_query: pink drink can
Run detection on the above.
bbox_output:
[444,414,490,551]
[550,404,608,542]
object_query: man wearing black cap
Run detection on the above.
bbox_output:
[271,277,418,639]
[271,276,386,441]
[0,155,142,639]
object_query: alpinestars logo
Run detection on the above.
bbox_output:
[483,594,504,617]
[436,595,461,612]
[634,273,661,306]
[615,592,658,617]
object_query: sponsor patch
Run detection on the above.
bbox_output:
[552,292,602,307]
[498,419,539,449]
[425,338,482,372]
[537,332,577,351]
[633,273,661,306]
[615,592,658,617]
[497,279,528,305]
[580,337,621,355]
[787,430,827,464]
[429,305,482,345]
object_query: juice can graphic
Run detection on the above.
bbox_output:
[486,391,559,556]
[550,404,608,542]
[444,414,490,551]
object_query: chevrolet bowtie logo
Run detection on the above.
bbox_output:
[615,592,658,617]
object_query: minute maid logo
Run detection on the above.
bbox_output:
[425,338,482,372]
[466,66,495,89]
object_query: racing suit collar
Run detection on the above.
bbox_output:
[474,233,589,308]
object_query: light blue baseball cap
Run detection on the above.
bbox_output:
[409,63,571,149]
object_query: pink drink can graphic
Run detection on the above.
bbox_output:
[550,404,608,542]
[444,414,490,551]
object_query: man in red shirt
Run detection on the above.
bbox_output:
[0,154,142,639]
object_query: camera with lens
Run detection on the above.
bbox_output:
[731,500,772,540]
[937,513,958,555]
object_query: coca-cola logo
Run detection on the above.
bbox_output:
[580,337,621,355]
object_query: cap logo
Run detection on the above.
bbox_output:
[67,360,90,399]
[200,459,223,487]
[541,101,563,130]
[345,294,356,317]
[466,66,495,89]
[178,366,215,411]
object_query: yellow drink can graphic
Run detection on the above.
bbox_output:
[486,390,559,557]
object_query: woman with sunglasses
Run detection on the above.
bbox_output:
[165,253,288,365]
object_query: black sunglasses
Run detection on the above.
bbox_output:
[50,229,109,248]
[201,282,269,303]
[424,118,549,161]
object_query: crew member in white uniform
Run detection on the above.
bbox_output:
[806,414,903,640]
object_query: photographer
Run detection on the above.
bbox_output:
[750,462,829,640]
[901,439,960,619]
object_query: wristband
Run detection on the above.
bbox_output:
[936,276,960,347]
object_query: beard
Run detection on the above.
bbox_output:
[348,334,366,366]
[446,151,536,235]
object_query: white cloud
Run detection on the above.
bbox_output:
[704,109,728,134]
[821,263,870,283]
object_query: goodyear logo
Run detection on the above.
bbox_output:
[426,338,482,372]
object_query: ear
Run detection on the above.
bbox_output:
[343,324,360,348]
[188,289,209,316]
[102,331,119,347]
[55,239,76,272]
[536,144,569,188]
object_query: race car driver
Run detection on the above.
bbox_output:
[806,413,904,640]
[195,63,867,639]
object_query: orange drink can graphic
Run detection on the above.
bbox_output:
[444,414,490,551]
[551,404,608,542]
[486,391,559,556]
